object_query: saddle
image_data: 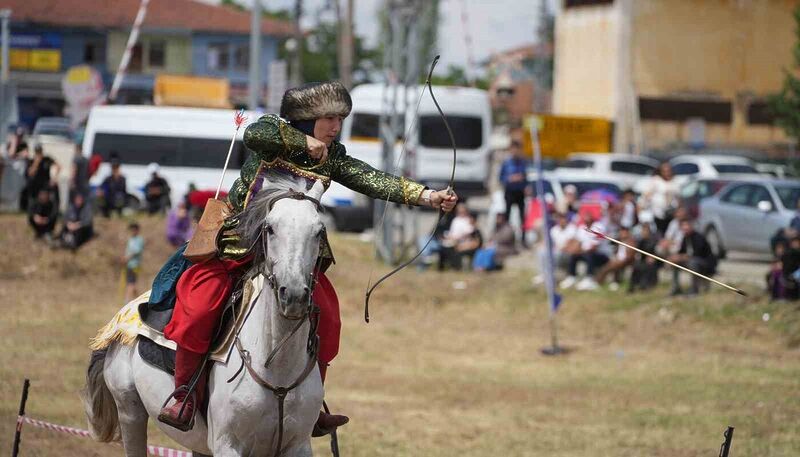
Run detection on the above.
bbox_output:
[137,265,262,376]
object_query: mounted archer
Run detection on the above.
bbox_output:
[155,81,459,433]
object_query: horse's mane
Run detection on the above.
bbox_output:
[236,171,313,249]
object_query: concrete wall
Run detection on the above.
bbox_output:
[552,3,620,119]
[553,0,798,152]
[632,0,796,149]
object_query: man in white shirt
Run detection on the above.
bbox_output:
[560,213,611,290]
[534,212,577,284]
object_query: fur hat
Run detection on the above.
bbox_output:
[280,81,352,121]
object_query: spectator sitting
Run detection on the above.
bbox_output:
[668,219,717,296]
[658,206,688,256]
[558,184,580,220]
[26,144,61,206]
[533,211,577,284]
[28,188,58,240]
[779,236,800,300]
[473,213,518,272]
[98,160,128,217]
[417,209,455,271]
[166,201,194,247]
[440,209,482,271]
[560,212,611,291]
[59,192,94,250]
[144,163,171,214]
[619,189,639,228]
[629,222,660,293]
[595,225,636,290]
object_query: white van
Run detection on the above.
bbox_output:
[83,105,262,209]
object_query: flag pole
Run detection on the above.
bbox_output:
[529,117,564,356]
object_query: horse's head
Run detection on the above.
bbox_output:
[263,179,326,319]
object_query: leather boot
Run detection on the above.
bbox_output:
[312,361,349,437]
[158,348,206,432]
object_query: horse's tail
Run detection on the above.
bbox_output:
[80,349,120,442]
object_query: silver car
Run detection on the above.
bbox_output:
[698,179,800,257]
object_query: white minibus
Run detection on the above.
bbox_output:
[83,105,260,209]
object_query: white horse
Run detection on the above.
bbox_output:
[83,177,328,456]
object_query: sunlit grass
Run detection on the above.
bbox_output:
[0,215,798,456]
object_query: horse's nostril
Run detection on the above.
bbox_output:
[279,286,288,300]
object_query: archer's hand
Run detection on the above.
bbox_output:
[306,135,328,163]
[431,190,458,212]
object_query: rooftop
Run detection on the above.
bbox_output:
[6,0,295,37]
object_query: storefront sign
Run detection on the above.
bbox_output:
[8,33,62,72]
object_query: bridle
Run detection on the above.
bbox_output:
[227,189,325,457]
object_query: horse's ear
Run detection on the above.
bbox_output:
[307,179,325,200]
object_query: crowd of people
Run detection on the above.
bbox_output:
[516,158,721,295]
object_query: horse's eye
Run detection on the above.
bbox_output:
[266,224,275,236]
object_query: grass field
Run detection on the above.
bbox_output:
[1,214,799,456]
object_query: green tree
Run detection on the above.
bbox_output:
[768,6,800,141]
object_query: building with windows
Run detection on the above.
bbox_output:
[552,0,796,156]
[4,0,293,128]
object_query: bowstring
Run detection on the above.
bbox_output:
[364,82,429,298]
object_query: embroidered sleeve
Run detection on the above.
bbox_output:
[230,115,310,212]
[328,143,426,205]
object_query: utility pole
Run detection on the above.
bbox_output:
[248,0,262,110]
[374,0,426,264]
[339,0,354,89]
[1,8,11,156]
[291,0,303,87]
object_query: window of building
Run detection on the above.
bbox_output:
[419,115,483,149]
[207,43,230,71]
[149,41,166,68]
[565,0,614,8]
[638,97,732,124]
[233,44,249,71]
[747,101,774,125]
[83,41,103,64]
[128,44,143,72]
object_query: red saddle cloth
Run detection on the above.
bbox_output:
[164,259,341,365]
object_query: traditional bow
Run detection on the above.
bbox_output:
[364,55,458,323]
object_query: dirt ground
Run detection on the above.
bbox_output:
[1,214,799,456]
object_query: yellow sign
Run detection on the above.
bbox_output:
[8,48,61,72]
[523,114,612,160]
[154,75,232,109]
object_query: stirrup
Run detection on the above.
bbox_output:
[157,386,196,432]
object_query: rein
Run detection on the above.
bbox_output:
[226,189,324,457]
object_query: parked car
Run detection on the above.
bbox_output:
[31,117,73,146]
[697,179,800,257]
[678,178,741,219]
[557,152,659,190]
[668,154,760,183]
